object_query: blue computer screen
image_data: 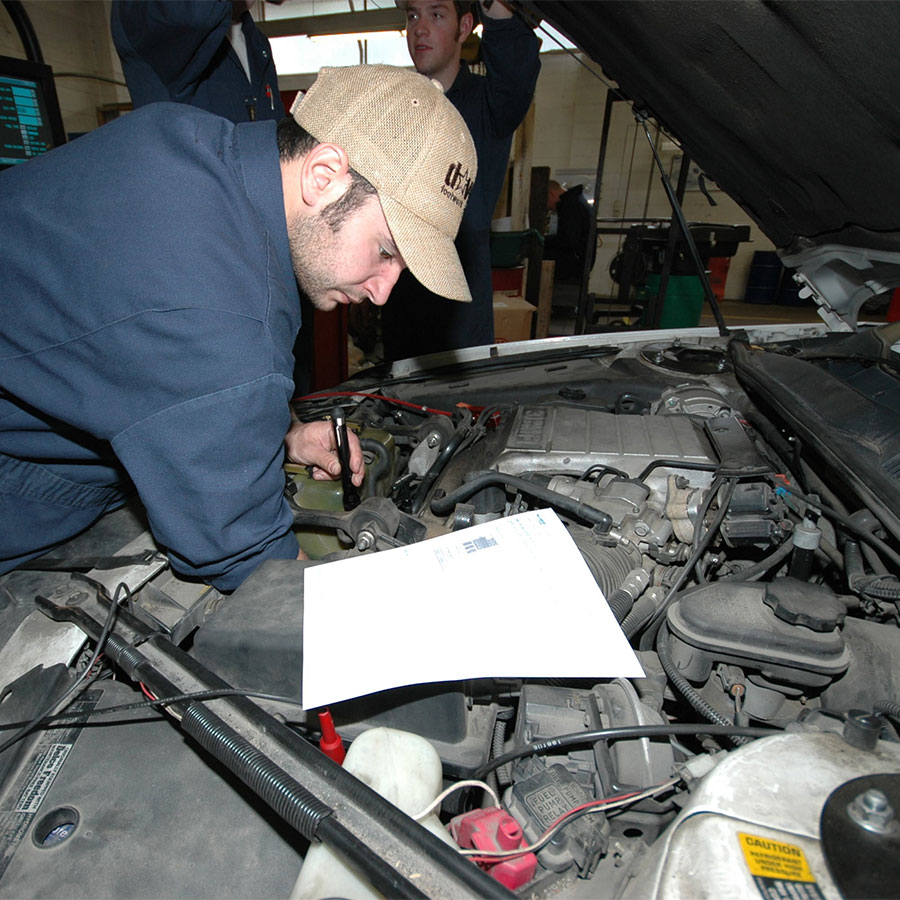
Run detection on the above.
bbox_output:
[0,56,65,168]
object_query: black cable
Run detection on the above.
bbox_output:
[430,470,614,531]
[0,686,311,733]
[637,459,720,482]
[777,485,900,570]
[0,583,127,755]
[720,538,793,582]
[473,723,779,780]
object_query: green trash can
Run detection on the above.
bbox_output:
[635,274,705,328]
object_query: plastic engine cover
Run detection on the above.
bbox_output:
[666,582,851,689]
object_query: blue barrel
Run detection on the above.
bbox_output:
[744,251,782,304]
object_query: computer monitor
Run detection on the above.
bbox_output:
[0,55,66,169]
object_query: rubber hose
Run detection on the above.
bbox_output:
[430,470,613,531]
[359,437,390,499]
[721,539,793,582]
[410,426,469,515]
[875,700,900,719]
[489,716,512,790]
[845,541,900,600]
[656,622,750,746]
[603,567,649,623]
[571,536,642,600]
[621,593,661,640]
[181,703,333,840]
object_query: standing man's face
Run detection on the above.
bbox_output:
[287,194,406,312]
[404,1,474,89]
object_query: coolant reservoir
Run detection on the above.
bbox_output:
[290,727,456,900]
[620,732,900,899]
[286,425,394,559]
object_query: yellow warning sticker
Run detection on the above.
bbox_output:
[739,833,825,900]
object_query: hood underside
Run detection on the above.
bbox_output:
[524,0,900,255]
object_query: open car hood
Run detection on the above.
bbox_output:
[523,0,900,329]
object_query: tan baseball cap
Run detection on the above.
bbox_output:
[290,64,477,302]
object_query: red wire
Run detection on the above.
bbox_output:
[139,682,157,701]
[292,390,454,418]
[465,788,646,865]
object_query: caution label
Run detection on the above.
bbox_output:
[738,833,825,900]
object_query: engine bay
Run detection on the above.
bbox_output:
[1,325,899,898]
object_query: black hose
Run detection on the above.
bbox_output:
[474,721,777,780]
[359,437,390,499]
[778,485,900,570]
[656,622,750,746]
[637,459,720,482]
[875,700,900,719]
[721,539,793,582]
[410,425,469,515]
[181,703,333,841]
[430,470,613,531]
[607,587,634,623]
[845,540,900,601]
[620,591,663,639]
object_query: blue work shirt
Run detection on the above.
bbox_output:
[381,13,541,359]
[0,104,302,590]
[111,0,285,123]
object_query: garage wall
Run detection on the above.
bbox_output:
[531,49,774,301]
[1,4,769,301]
[1,1,129,136]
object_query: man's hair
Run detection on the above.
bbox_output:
[277,117,377,232]
[398,1,475,25]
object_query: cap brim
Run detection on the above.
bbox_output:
[380,195,472,303]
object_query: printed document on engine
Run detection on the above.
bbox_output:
[301,508,644,710]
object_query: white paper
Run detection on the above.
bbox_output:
[302,508,644,710]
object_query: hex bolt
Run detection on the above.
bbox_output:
[848,788,898,834]
[356,530,375,552]
[426,432,441,448]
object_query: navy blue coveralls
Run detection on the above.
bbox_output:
[111,0,285,123]
[381,12,541,360]
[0,105,302,591]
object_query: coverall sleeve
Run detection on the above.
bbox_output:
[111,0,234,103]
[112,370,300,593]
[479,11,542,139]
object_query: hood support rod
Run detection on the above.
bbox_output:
[638,114,730,337]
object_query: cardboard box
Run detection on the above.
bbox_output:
[493,292,536,343]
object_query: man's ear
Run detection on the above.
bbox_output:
[457,10,475,44]
[299,143,352,210]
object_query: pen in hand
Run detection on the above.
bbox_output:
[331,405,361,511]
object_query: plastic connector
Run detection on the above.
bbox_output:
[317,708,346,764]
[449,808,537,890]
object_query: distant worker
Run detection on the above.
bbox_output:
[380,0,541,362]
[544,178,596,285]
[111,0,285,123]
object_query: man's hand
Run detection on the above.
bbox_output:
[284,419,365,487]
[479,0,513,20]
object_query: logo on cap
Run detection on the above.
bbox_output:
[441,161,474,209]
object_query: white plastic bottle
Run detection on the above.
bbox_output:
[290,726,457,900]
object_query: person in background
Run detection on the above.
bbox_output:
[380,0,541,362]
[0,65,476,592]
[110,0,285,123]
[544,178,596,285]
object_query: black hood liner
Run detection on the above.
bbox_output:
[523,1,900,253]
